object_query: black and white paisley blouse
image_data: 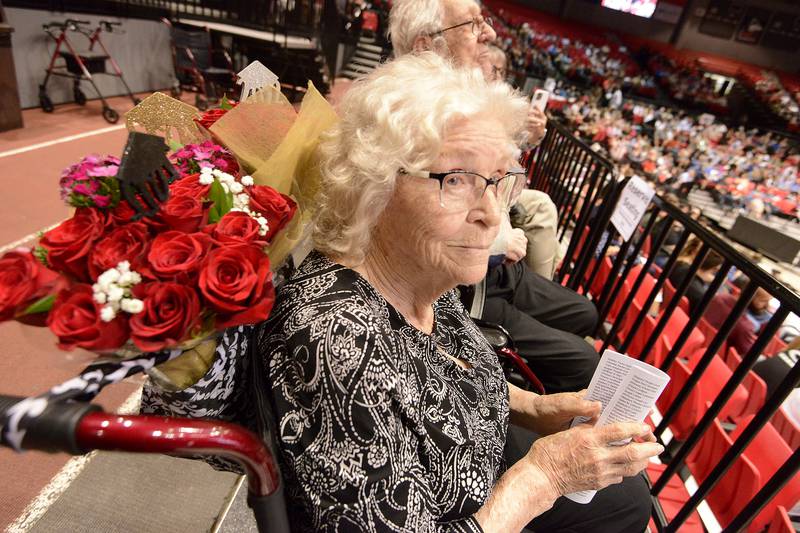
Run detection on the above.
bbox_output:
[142,251,510,532]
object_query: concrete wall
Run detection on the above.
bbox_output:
[6,7,174,109]
[675,0,800,72]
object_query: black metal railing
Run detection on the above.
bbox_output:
[531,125,800,532]
[528,119,618,290]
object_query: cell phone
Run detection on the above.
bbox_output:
[531,89,550,112]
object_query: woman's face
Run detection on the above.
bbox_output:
[373,115,509,289]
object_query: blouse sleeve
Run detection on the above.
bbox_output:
[262,296,484,532]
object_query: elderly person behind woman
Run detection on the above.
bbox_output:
[144,53,659,532]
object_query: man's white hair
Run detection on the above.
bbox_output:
[388,0,447,57]
[313,52,528,265]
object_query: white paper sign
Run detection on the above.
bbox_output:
[609,176,655,242]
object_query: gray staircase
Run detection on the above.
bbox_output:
[341,36,390,80]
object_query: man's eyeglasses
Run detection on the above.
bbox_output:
[400,168,525,210]
[492,65,507,79]
[431,15,493,37]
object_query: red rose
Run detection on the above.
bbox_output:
[88,222,151,280]
[169,173,211,200]
[40,208,109,281]
[146,231,213,282]
[158,193,208,233]
[47,284,129,351]
[0,250,60,321]
[130,282,201,352]
[195,106,235,130]
[247,185,297,241]
[204,212,267,247]
[199,244,274,328]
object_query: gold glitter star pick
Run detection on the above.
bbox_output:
[125,92,203,145]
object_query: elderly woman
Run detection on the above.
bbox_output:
[143,53,659,532]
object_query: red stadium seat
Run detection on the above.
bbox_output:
[697,316,726,356]
[730,417,800,532]
[663,279,690,314]
[766,506,794,533]
[771,406,800,449]
[765,336,789,357]
[646,463,704,533]
[660,307,705,368]
[656,356,748,440]
[685,416,760,529]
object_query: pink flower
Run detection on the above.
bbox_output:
[88,165,119,177]
[92,195,111,208]
[73,181,99,195]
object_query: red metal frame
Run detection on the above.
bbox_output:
[499,347,546,394]
[77,412,280,497]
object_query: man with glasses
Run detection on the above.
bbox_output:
[389,0,601,394]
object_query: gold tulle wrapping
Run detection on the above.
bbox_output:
[210,82,338,268]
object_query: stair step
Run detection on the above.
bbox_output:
[342,68,368,79]
[355,49,382,61]
[351,56,380,68]
[357,42,384,54]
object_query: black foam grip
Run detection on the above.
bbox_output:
[0,395,100,455]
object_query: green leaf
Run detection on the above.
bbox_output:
[105,177,121,208]
[220,95,233,110]
[33,246,49,268]
[168,139,184,152]
[207,180,233,223]
[22,294,55,315]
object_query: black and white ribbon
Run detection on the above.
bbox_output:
[1,348,182,452]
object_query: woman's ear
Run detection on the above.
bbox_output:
[412,34,433,53]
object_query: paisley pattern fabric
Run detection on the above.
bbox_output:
[142,251,510,532]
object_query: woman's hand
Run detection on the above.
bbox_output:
[526,422,662,496]
[509,385,600,436]
[504,228,528,264]
[526,107,548,146]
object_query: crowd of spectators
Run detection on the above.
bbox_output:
[555,94,800,221]
[489,8,658,98]
[749,70,800,133]
[645,52,728,114]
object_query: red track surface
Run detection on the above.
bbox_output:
[0,93,166,529]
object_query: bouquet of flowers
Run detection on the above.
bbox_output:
[0,107,297,359]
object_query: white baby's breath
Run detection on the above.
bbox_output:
[93,261,144,320]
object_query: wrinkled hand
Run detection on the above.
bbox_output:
[526,422,662,496]
[526,107,547,146]
[522,390,601,436]
[504,228,528,264]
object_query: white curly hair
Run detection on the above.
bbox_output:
[313,52,528,265]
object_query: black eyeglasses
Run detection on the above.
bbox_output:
[400,168,525,209]
[431,15,493,37]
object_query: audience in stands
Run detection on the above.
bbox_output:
[706,285,773,356]
[668,250,724,314]
[556,94,800,222]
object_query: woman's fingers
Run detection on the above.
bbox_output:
[595,422,651,444]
